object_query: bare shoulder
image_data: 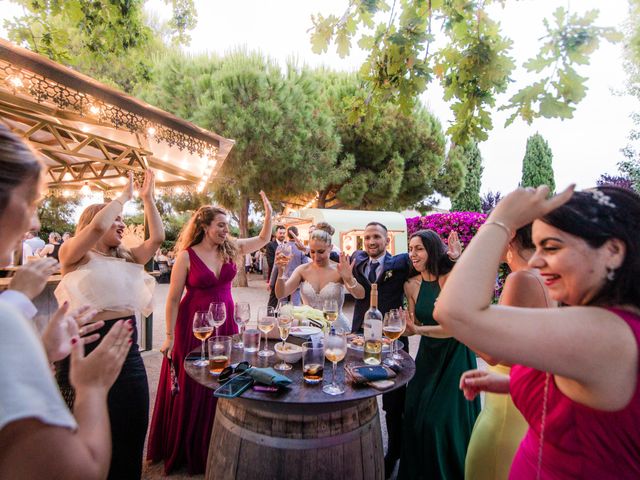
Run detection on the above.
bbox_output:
[404,275,421,294]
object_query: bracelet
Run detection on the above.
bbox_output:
[482,220,513,238]
[345,277,358,289]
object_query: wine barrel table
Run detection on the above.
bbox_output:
[184,339,415,480]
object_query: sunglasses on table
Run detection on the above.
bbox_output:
[218,361,251,383]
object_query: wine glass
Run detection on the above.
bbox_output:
[384,309,406,363]
[274,312,293,371]
[323,328,347,395]
[257,306,275,357]
[276,243,293,279]
[209,302,226,336]
[192,310,213,367]
[323,299,339,326]
[234,301,251,349]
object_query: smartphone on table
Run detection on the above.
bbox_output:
[214,374,253,398]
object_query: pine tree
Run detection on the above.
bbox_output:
[521,133,555,193]
[451,141,483,212]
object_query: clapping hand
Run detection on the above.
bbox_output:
[259,190,273,219]
[404,311,418,336]
[42,303,104,363]
[337,252,355,281]
[117,171,134,204]
[139,169,155,201]
[447,231,462,260]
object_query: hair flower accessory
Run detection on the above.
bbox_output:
[383,270,394,282]
[588,189,616,208]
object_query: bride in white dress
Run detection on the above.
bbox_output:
[274,229,365,332]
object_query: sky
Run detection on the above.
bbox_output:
[1,0,637,208]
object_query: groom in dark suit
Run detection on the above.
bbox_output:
[351,222,411,478]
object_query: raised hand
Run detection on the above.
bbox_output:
[9,257,59,300]
[118,171,135,204]
[139,169,155,201]
[459,369,510,401]
[337,252,355,280]
[447,231,462,260]
[489,184,575,233]
[289,231,306,252]
[275,251,291,270]
[259,190,273,219]
[69,319,133,392]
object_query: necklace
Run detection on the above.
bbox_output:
[536,372,551,480]
[91,248,114,257]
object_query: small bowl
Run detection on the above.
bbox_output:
[274,342,303,363]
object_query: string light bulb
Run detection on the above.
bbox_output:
[80,181,92,196]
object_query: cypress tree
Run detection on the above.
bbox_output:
[521,133,555,193]
[451,141,483,212]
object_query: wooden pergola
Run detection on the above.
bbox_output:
[0,38,235,195]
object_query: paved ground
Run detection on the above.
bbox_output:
[140,273,473,479]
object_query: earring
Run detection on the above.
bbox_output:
[606,268,616,281]
[506,250,513,264]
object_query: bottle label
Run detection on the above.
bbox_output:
[364,320,382,341]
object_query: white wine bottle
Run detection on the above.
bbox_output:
[363,284,383,365]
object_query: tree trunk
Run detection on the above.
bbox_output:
[235,196,251,287]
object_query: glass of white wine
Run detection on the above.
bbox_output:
[274,313,293,371]
[323,299,339,327]
[257,306,276,357]
[323,329,347,395]
[192,310,214,367]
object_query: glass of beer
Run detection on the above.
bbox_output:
[323,329,347,395]
[192,310,213,367]
[207,336,232,375]
[384,309,406,363]
[302,341,325,385]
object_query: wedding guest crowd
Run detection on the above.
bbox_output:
[2,112,640,480]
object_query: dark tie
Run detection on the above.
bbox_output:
[368,261,379,284]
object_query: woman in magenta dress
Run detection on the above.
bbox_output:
[435,185,640,478]
[147,192,272,475]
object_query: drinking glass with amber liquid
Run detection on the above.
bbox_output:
[192,310,213,367]
[302,341,325,384]
[384,309,405,365]
[208,336,231,375]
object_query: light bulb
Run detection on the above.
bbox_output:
[80,182,92,196]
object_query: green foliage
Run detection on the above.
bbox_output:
[451,141,483,212]
[520,133,556,193]
[37,195,80,237]
[311,71,457,210]
[310,1,620,143]
[4,0,197,92]
[140,50,341,235]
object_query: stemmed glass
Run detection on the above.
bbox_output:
[234,301,251,349]
[384,309,406,363]
[276,243,293,279]
[323,329,347,395]
[257,306,276,357]
[323,299,339,327]
[274,310,293,371]
[209,302,226,336]
[192,310,214,367]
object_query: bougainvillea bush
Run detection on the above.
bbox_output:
[406,211,508,300]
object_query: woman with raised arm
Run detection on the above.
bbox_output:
[0,124,132,480]
[435,185,640,478]
[274,229,365,332]
[56,169,164,480]
[398,229,479,480]
[147,192,273,474]
[464,224,554,480]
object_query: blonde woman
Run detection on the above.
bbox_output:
[275,229,365,332]
[147,192,273,475]
[53,170,163,480]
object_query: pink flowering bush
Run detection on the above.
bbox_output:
[406,211,507,301]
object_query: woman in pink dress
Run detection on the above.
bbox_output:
[147,192,272,475]
[435,185,640,479]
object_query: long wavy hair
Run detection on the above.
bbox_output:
[175,205,239,263]
[76,203,135,262]
[409,229,455,279]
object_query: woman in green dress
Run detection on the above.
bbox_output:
[399,229,480,480]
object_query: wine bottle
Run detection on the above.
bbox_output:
[363,284,383,365]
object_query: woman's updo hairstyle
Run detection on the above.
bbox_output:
[541,186,640,307]
[310,229,332,245]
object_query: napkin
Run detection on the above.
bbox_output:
[345,364,397,384]
[245,367,292,387]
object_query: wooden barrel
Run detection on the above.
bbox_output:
[206,397,384,480]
